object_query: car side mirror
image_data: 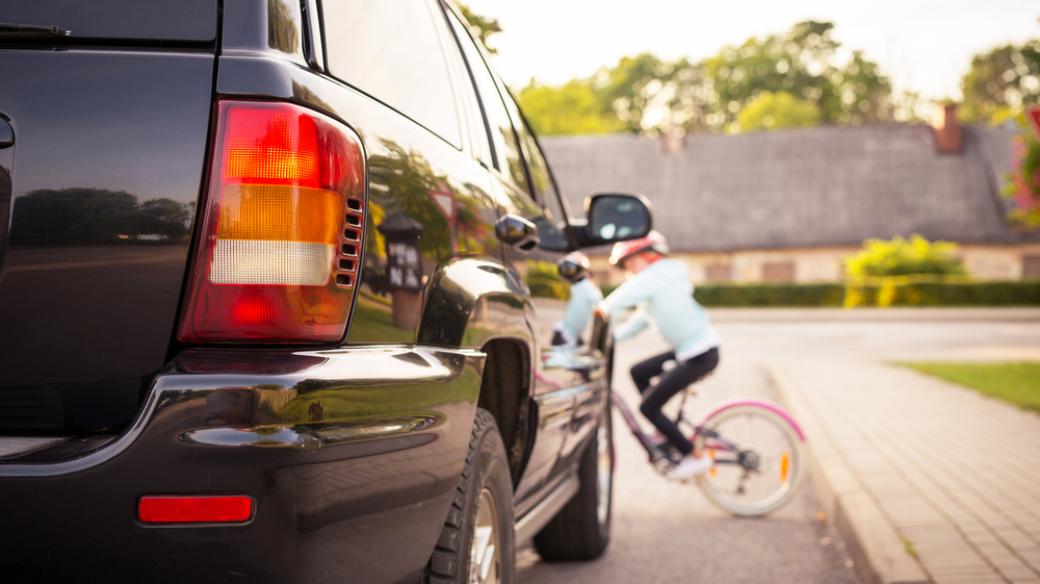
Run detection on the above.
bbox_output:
[495,213,540,251]
[577,193,652,247]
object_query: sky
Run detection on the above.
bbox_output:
[466,0,1039,102]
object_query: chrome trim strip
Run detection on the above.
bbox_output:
[0,345,485,477]
[0,437,66,459]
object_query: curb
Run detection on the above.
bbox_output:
[768,365,930,584]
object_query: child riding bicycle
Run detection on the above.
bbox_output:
[600,231,720,480]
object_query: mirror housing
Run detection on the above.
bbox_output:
[570,193,653,248]
[495,213,540,251]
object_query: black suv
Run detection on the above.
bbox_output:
[0,1,653,582]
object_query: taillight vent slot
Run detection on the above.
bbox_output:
[336,195,364,288]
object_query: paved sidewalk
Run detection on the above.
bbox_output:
[775,358,1040,584]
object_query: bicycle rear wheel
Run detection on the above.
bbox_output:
[692,403,803,517]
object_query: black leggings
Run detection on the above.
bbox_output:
[630,348,720,456]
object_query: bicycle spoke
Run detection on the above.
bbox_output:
[693,405,802,517]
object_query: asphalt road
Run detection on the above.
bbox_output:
[517,307,1040,583]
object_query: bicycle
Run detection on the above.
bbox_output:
[611,381,806,517]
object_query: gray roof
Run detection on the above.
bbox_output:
[543,124,1034,252]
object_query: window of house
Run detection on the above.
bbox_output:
[1023,254,1040,279]
[762,261,796,283]
[323,0,461,146]
[704,263,733,282]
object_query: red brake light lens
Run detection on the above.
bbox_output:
[177,101,365,343]
[137,495,254,525]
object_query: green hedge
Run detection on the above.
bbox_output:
[595,279,1040,307]
[844,277,1040,307]
[694,283,845,307]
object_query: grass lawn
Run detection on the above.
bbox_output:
[899,361,1040,413]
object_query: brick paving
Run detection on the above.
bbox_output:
[778,357,1040,584]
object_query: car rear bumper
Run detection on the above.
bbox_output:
[0,345,484,584]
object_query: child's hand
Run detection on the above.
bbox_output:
[593,304,607,320]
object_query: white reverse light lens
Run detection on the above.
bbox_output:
[209,239,334,285]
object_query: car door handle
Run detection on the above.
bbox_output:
[494,213,539,251]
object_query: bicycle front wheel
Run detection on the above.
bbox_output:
[692,403,803,517]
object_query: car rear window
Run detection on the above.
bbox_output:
[322,0,462,147]
[2,0,218,42]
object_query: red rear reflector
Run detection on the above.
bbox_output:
[137,495,254,525]
[177,101,366,343]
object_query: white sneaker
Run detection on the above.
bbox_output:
[668,456,713,481]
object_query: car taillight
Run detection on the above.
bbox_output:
[178,101,365,343]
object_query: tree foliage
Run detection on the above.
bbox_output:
[961,40,1040,125]
[518,20,894,135]
[518,80,625,135]
[737,91,820,132]
[1005,114,1040,228]
[457,3,502,53]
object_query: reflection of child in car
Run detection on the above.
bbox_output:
[552,252,602,347]
[600,231,720,480]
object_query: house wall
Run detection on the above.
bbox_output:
[589,243,1040,286]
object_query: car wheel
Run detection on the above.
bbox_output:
[533,403,614,561]
[425,408,515,584]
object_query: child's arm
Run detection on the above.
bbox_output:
[600,273,653,342]
[600,273,652,317]
[613,309,649,341]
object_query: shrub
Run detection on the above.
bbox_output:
[845,235,966,278]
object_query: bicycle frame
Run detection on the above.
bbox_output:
[610,391,741,466]
[610,390,804,469]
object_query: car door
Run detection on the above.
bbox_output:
[440,5,608,506]
[498,89,610,482]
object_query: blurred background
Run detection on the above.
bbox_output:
[458,5,1040,582]
[462,1,1040,308]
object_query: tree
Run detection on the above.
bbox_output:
[737,91,820,132]
[832,51,893,124]
[706,21,838,128]
[664,58,720,132]
[515,20,895,136]
[705,21,891,131]
[518,80,625,135]
[961,41,1040,125]
[595,53,673,133]
[457,3,502,53]
[1005,114,1040,228]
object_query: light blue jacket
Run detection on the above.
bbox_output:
[561,278,603,344]
[602,258,719,360]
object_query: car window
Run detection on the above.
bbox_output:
[443,8,529,191]
[502,90,571,250]
[323,0,462,147]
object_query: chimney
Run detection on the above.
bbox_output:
[660,127,685,155]
[933,102,962,154]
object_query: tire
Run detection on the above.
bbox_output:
[533,403,614,561]
[693,404,803,517]
[425,408,516,584]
